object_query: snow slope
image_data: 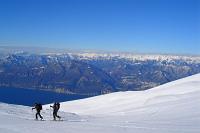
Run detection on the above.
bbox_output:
[1,73,200,133]
[60,73,200,115]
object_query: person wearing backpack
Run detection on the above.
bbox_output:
[32,103,43,120]
[50,102,61,120]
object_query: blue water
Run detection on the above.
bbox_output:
[0,87,90,106]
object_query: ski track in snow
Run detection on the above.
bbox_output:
[1,73,200,133]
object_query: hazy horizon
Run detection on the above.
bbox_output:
[1,45,200,56]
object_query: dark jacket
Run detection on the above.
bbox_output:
[32,103,42,112]
[50,103,60,112]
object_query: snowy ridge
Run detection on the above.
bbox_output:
[59,73,200,115]
[73,52,200,63]
[1,46,200,63]
[2,48,200,63]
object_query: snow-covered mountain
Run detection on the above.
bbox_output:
[1,73,200,133]
[73,52,200,63]
[1,50,200,95]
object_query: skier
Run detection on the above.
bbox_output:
[50,102,61,120]
[32,103,43,120]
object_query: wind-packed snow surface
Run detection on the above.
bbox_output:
[1,74,200,133]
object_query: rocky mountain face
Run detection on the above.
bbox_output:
[0,54,115,95]
[0,52,200,95]
[84,58,200,91]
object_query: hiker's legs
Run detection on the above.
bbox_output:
[55,111,61,118]
[56,113,61,119]
[36,111,43,119]
[38,112,43,119]
[35,113,38,120]
[53,111,56,120]
[53,111,60,120]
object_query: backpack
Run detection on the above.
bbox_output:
[56,103,60,110]
[37,103,42,110]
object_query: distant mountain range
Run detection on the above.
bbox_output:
[0,47,200,95]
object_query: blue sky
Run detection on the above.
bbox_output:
[0,0,199,54]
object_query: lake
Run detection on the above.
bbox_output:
[0,87,90,106]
